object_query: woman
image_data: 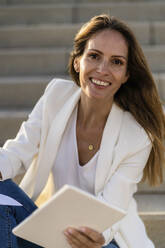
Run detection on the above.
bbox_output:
[0,14,164,248]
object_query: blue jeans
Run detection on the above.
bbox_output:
[0,179,119,248]
[103,240,120,248]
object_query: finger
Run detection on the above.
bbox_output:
[65,236,78,248]
[64,229,84,247]
[64,228,96,248]
[78,227,105,245]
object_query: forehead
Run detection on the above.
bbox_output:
[85,29,128,56]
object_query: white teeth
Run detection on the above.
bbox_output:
[91,78,110,86]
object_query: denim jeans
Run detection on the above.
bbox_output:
[0,179,119,248]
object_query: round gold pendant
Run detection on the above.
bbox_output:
[88,144,94,151]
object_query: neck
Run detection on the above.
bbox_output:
[77,93,113,130]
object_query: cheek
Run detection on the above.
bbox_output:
[79,57,94,73]
[79,64,90,83]
[79,57,87,70]
[79,65,88,87]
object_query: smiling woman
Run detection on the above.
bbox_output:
[0,14,165,248]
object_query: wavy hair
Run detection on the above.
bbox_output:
[68,14,165,186]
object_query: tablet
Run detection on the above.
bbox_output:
[13,184,126,248]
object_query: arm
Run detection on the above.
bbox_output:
[0,95,44,180]
[97,138,152,211]
[0,80,55,180]
[97,134,152,245]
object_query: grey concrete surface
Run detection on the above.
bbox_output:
[1,2,165,25]
[0,22,151,49]
[0,110,29,145]
[0,48,67,76]
[1,0,162,5]
[0,5,73,25]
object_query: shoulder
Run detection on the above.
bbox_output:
[41,78,80,107]
[41,78,80,118]
[45,78,79,95]
[118,108,151,152]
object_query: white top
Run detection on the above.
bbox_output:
[52,106,99,195]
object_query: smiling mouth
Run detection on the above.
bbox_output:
[90,78,112,87]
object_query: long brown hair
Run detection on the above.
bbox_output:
[68,14,165,186]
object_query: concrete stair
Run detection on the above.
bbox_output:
[0,1,164,247]
[136,194,165,248]
[1,2,165,25]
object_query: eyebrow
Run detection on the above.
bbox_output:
[88,49,127,61]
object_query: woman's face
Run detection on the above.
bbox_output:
[74,29,129,103]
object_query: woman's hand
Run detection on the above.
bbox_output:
[63,226,105,248]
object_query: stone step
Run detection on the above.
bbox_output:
[0,22,152,48]
[0,0,75,4]
[0,46,165,77]
[0,109,29,145]
[153,21,165,45]
[0,48,68,76]
[0,21,160,49]
[138,180,165,194]
[144,45,165,72]
[1,21,165,49]
[0,73,162,108]
[135,194,165,248]
[77,0,165,2]
[1,2,165,26]
[0,76,51,108]
[76,2,165,22]
[0,24,82,48]
[0,0,160,5]
[135,193,165,213]
[0,4,73,25]
[141,213,165,248]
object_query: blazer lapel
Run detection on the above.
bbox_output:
[34,88,81,194]
[95,103,124,194]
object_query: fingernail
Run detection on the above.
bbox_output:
[68,228,73,234]
[79,227,86,232]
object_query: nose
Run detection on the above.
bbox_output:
[96,60,110,75]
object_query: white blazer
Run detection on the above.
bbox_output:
[0,78,154,248]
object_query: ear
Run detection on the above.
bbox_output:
[73,57,80,73]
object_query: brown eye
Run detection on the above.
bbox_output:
[112,59,123,65]
[89,53,99,59]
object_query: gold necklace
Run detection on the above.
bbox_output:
[88,144,94,151]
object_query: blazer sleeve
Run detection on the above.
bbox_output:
[97,129,152,245]
[0,80,55,180]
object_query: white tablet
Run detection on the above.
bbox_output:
[13,185,126,248]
